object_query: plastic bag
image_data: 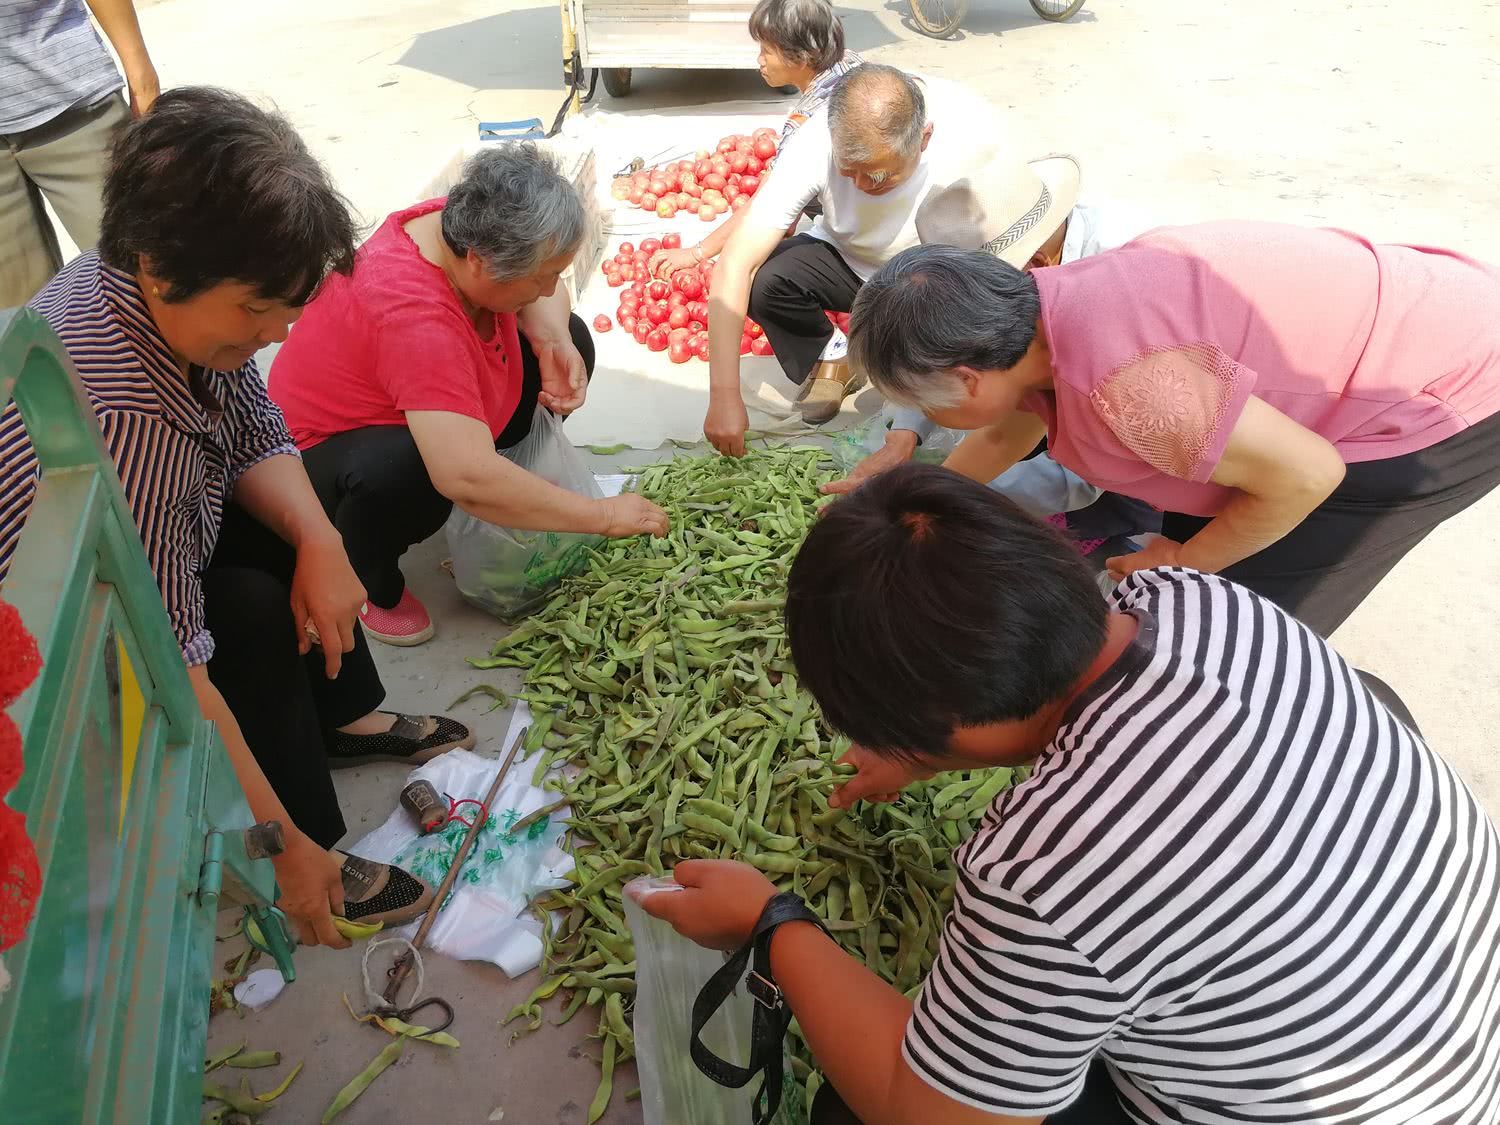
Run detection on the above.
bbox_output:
[624,878,807,1125]
[826,413,962,474]
[446,405,605,622]
[345,730,574,976]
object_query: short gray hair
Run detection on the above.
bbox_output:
[848,244,1040,409]
[828,64,926,166]
[441,144,587,281]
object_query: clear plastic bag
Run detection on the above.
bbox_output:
[827,413,962,474]
[624,878,807,1125]
[445,406,605,622]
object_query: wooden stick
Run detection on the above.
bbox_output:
[382,726,528,1005]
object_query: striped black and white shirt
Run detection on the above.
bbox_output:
[0,252,298,664]
[905,569,1500,1123]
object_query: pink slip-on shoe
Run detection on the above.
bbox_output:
[359,588,435,646]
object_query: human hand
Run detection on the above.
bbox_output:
[273,833,350,949]
[1106,536,1185,583]
[290,533,366,678]
[125,61,160,118]
[829,745,936,810]
[632,860,777,951]
[820,430,920,497]
[533,337,589,415]
[597,493,670,539]
[704,393,750,457]
[650,247,701,279]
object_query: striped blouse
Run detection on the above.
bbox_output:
[905,569,1500,1122]
[0,252,298,664]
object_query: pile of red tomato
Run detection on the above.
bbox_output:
[592,235,773,364]
[609,129,779,220]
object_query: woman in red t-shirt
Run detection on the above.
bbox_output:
[269,146,668,645]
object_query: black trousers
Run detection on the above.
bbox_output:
[810,1059,1131,1124]
[1162,409,1500,636]
[748,234,862,384]
[301,313,596,609]
[201,504,385,848]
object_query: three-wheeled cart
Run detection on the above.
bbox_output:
[561,0,760,98]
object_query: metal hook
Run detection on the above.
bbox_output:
[385,995,455,1036]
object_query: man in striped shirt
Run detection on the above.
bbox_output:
[642,464,1500,1124]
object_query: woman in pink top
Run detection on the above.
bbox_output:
[848,221,1500,634]
[269,146,668,646]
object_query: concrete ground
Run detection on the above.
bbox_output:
[134,0,1500,1120]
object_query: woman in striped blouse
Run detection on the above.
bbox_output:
[0,88,473,948]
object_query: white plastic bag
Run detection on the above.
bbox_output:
[345,713,574,976]
[624,878,807,1125]
[446,405,605,622]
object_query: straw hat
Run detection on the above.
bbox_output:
[915,154,1082,267]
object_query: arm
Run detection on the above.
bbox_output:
[406,410,667,538]
[516,289,587,414]
[703,218,788,456]
[1109,396,1345,577]
[233,453,366,678]
[84,0,159,115]
[188,665,349,949]
[642,862,1041,1125]
[942,411,1048,484]
[823,405,938,496]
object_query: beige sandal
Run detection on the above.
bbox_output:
[796,360,866,425]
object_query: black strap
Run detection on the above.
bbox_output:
[689,894,828,1125]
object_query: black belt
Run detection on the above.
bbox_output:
[690,892,830,1125]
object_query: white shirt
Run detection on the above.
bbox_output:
[747,76,1006,281]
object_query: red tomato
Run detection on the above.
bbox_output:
[740,333,753,355]
[640,238,661,255]
[723,183,740,202]
[710,158,730,178]
[601,261,613,274]
[619,313,637,332]
[753,127,776,142]
[688,301,708,322]
[633,320,651,344]
[750,335,773,357]
[695,337,712,361]
[628,188,644,205]
[698,204,716,221]
[745,155,764,175]
[647,328,670,353]
[640,192,658,210]
[619,242,635,255]
[746,321,763,337]
[656,200,677,218]
[647,280,670,301]
[727,151,748,173]
[593,314,613,332]
[716,138,735,154]
[648,178,668,196]
[694,159,714,178]
[662,232,682,250]
[677,193,693,210]
[668,306,690,329]
[605,271,622,287]
[754,137,777,160]
[740,175,760,195]
[675,275,703,300]
[730,196,750,213]
[620,288,641,305]
[702,172,726,192]
[667,290,688,307]
[668,339,692,364]
[668,326,692,345]
[619,264,635,281]
[711,197,729,215]
[688,319,705,334]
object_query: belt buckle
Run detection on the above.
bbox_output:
[746,971,783,1011]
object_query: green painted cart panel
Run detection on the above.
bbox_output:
[0,309,290,1124]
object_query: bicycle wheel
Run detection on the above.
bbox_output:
[909,0,968,38]
[1030,0,1085,19]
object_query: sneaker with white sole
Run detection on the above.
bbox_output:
[359,588,434,646]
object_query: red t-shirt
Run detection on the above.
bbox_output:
[268,199,524,449]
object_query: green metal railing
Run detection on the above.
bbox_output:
[0,309,292,1123]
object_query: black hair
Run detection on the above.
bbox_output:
[99,87,357,305]
[850,244,1040,406]
[748,0,846,73]
[785,464,1107,759]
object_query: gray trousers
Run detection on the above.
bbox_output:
[1,94,129,309]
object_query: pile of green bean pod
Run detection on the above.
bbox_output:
[477,447,1014,1121]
